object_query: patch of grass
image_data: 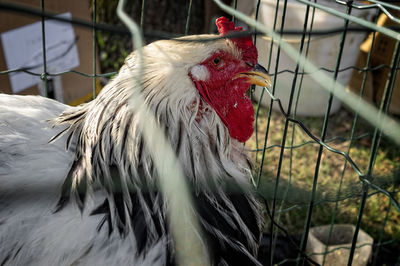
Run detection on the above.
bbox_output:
[247,102,400,248]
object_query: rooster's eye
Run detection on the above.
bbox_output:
[211,57,224,67]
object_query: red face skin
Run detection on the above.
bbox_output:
[191,17,258,143]
[191,51,256,143]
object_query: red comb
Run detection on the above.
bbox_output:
[215,17,257,64]
[216,17,243,35]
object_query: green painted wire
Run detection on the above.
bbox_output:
[266,1,291,264]
[341,0,400,24]
[140,0,146,28]
[0,68,116,78]
[232,0,238,22]
[271,64,400,77]
[260,85,400,212]
[248,16,400,146]
[350,42,400,265]
[295,0,400,41]
[254,0,262,35]
[274,188,400,215]
[254,0,281,171]
[283,0,316,207]
[92,0,97,99]
[366,0,400,11]
[322,10,380,266]
[254,0,282,185]
[348,40,400,266]
[297,5,354,264]
[212,0,399,263]
[249,133,371,153]
[40,0,48,98]
[372,187,395,266]
[256,48,400,266]
[275,3,317,265]
[269,2,314,264]
[260,195,320,266]
[4,2,400,38]
[185,0,193,35]
[3,63,396,81]
[251,0,261,167]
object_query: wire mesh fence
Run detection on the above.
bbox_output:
[246,1,400,265]
[0,0,400,265]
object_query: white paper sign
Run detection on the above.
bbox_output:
[1,12,80,93]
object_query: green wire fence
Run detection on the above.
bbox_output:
[1,0,400,265]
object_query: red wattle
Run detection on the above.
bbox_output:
[194,80,229,126]
[193,79,254,143]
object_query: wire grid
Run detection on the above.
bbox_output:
[244,1,400,265]
[0,0,400,265]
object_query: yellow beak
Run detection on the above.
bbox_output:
[235,64,272,88]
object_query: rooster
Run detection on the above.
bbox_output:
[0,17,270,266]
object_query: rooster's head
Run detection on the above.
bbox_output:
[189,17,270,142]
[98,17,270,147]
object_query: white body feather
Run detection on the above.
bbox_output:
[0,95,168,265]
